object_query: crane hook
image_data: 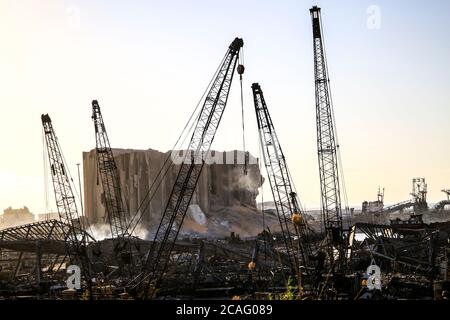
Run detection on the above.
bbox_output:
[237,64,245,79]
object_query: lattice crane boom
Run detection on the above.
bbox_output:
[138,38,244,297]
[91,100,129,239]
[41,114,92,277]
[310,6,345,271]
[252,83,312,280]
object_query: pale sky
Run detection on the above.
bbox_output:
[0,0,449,215]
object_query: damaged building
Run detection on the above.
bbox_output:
[83,149,277,238]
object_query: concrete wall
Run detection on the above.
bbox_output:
[83,149,263,229]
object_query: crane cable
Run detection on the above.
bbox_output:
[319,15,350,223]
[257,130,267,265]
[238,48,247,176]
[42,128,50,216]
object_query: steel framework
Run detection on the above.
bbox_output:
[136,38,244,297]
[92,100,129,239]
[0,220,95,284]
[310,6,345,270]
[252,83,312,279]
[0,219,94,243]
[411,178,428,212]
[41,114,92,277]
[348,223,438,276]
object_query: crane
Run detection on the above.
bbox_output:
[92,100,128,239]
[135,37,244,298]
[91,100,135,269]
[41,114,93,287]
[252,83,312,284]
[310,6,346,272]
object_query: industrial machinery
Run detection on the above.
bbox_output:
[91,100,136,270]
[252,83,313,283]
[382,200,414,214]
[361,187,384,214]
[134,37,244,298]
[411,178,428,212]
[92,100,129,240]
[41,114,93,286]
[310,6,346,272]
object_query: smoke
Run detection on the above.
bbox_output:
[219,166,262,195]
[89,224,112,240]
[89,223,151,241]
[133,223,151,240]
[187,204,207,226]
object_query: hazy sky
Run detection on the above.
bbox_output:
[1,0,449,215]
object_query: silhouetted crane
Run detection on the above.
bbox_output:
[252,83,313,284]
[92,100,136,272]
[133,37,244,298]
[41,114,93,290]
[311,6,346,272]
